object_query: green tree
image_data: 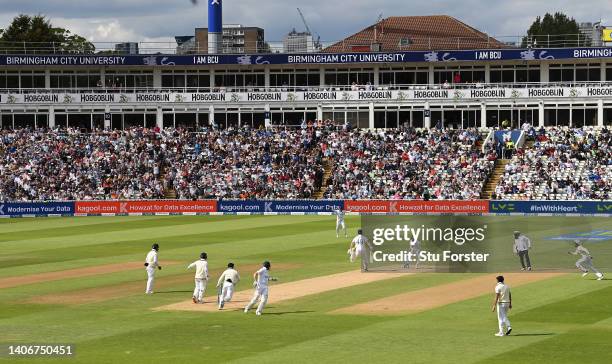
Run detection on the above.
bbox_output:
[522,12,583,48]
[57,29,95,54]
[0,14,95,54]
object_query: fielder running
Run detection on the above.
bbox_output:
[349,229,374,271]
[244,261,272,316]
[217,262,241,310]
[335,208,347,238]
[568,240,604,280]
[144,243,162,294]
[492,275,512,337]
[187,252,209,304]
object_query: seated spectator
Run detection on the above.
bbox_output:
[495,127,611,201]
[3,126,606,203]
[323,128,493,201]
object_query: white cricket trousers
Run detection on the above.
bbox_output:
[351,244,363,264]
[411,249,421,268]
[145,267,155,294]
[349,247,357,263]
[576,256,602,275]
[220,284,235,303]
[336,221,346,236]
[361,247,371,271]
[245,287,268,314]
[193,278,207,301]
[497,303,511,334]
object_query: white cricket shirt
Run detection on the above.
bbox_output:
[145,250,158,268]
[256,267,269,288]
[188,259,209,280]
[495,282,511,304]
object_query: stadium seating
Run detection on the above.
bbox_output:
[322,128,493,200]
[0,127,326,201]
[494,127,611,200]
[0,128,166,201]
[161,127,325,199]
[1,126,609,202]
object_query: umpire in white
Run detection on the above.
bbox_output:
[513,231,532,271]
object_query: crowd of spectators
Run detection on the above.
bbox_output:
[494,127,611,200]
[1,125,610,202]
[0,127,165,201]
[0,126,327,201]
[322,128,493,200]
[161,127,325,199]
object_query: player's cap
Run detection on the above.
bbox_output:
[574,239,582,245]
[152,243,160,251]
[263,261,271,269]
[496,275,504,283]
[358,229,363,235]
[227,262,235,268]
[200,252,208,260]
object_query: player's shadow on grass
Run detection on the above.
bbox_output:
[154,290,193,294]
[265,310,315,316]
[510,333,555,337]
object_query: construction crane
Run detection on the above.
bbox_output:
[297,8,322,50]
[374,13,384,42]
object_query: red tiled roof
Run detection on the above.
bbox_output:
[324,15,510,52]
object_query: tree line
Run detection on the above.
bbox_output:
[0,11,590,55]
[0,15,94,54]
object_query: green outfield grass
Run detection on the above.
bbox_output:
[365,215,612,272]
[0,215,610,363]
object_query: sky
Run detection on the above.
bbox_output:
[0,0,609,47]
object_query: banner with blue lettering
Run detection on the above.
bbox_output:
[217,200,344,213]
[490,201,612,215]
[0,202,75,216]
[2,47,612,67]
[1,200,611,217]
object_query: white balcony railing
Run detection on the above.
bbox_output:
[1,81,612,96]
[0,33,604,55]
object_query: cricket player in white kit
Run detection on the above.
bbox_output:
[244,261,271,316]
[569,240,604,280]
[404,238,422,269]
[217,262,241,309]
[144,243,162,294]
[335,208,347,238]
[349,229,373,271]
[492,275,512,336]
[187,252,209,304]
